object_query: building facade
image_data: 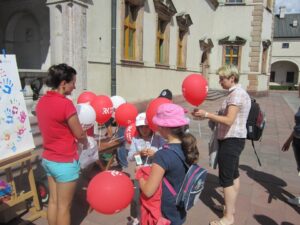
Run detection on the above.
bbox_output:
[271,6,300,88]
[0,0,274,113]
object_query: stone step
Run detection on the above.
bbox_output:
[206,90,227,100]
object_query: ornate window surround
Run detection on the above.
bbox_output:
[219,36,246,70]
[176,13,193,70]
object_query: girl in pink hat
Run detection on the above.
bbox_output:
[137,103,199,225]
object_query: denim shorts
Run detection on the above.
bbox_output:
[42,159,80,183]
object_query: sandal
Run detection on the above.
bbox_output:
[212,204,225,213]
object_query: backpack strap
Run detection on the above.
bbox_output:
[162,145,189,196]
[171,149,190,169]
[251,139,262,166]
[163,178,176,196]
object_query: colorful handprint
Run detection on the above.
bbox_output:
[0,78,14,94]
[4,108,13,124]
[18,111,27,123]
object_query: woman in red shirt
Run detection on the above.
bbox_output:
[36,64,87,225]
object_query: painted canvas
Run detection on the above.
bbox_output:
[0,55,35,161]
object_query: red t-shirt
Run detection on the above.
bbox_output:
[36,91,78,162]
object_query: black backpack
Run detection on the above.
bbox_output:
[246,98,266,166]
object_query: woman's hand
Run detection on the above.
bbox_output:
[192,109,208,120]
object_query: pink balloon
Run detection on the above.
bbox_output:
[182,74,208,106]
[115,103,138,127]
[90,95,113,124]
[77,91,96,104]
[87,171,134,214]
[125,123,137,144]
[146,97,172,132]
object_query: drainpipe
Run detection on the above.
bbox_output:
[111,0,117,96]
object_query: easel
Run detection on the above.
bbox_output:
[0,151,46,223]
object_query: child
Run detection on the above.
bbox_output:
[128,112,165,165]
[128,112,165,225]
[137,103,199,225]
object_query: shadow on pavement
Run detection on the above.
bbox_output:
[199,173,224,217]
[254,214,294,225]
[239,165,300,214]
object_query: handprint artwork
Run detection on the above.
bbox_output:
[0,54,35,160]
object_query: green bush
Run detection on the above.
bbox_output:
[269,85,298,90]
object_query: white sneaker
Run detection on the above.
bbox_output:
[128,218,139,225]
[287,197,300,206]
[132,218,139,225]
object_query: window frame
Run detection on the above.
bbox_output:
[282,43,289,49]
[121,0,144,66]
[156,18,167,65]
[222,45,242,69]
[153,0,176,68]
[225,0,244,4]
[270,71,275,82]
[124,2,137,60]
[286,72,295,83]
[177,29,187,69]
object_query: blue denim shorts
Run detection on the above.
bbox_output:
[42,159,80,183]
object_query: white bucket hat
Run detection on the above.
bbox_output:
[135,112,147,127]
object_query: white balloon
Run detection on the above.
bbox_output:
[110,95,126,110]
[76,103,96,129]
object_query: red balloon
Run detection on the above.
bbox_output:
[90,95,113,124]
[146,97,171,131]
[87,170,134,214]
[77,91,96,104]
[182,74,208,106]
[125,123,137,144]
[115,103,138,127]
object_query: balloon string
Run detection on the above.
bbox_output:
[143,135,154,165]
[98,125,102,149]
[198,121,202,138]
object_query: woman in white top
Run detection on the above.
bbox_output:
[193,64,251,225]
[128,112,165,165]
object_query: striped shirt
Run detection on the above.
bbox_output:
[217,84,251,140]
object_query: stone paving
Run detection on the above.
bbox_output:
[8,91,300,225]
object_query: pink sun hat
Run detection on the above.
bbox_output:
[152,103,189,127]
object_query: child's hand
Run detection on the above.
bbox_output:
[140,149,148,156]
[145,148,155,157]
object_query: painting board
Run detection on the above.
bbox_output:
[0,54,35,162]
